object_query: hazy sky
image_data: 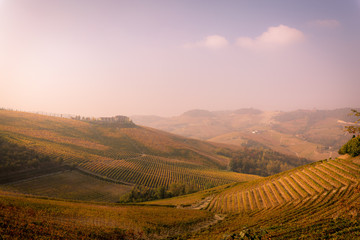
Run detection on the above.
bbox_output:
[0,0,359,117]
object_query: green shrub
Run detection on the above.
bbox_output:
[338,136,360,157]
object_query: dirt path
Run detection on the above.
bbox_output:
[176,195,227,232]
[189,196,214,210]
[191,213,226,233]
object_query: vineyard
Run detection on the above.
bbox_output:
[2,157,360,239]
[78,154,260,190]
[192,183,360,239]
[206,157,360,213]
[184,156,360,239]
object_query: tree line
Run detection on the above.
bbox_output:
[118,183,200,203]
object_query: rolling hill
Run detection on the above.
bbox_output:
[132,108,358,160]
[0,109,260,201]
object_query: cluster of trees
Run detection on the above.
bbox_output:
[0,136,62,173]
[216,143,310,177]
[118,183,199,203]
[228,148,310,177]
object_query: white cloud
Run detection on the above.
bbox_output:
[309,19,340,28]
[184,35,229,49]
[236,25,305,49]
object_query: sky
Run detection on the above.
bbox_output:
[0,0,359,117]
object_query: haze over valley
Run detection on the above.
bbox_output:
[133,108,359,161]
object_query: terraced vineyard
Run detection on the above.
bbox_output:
[207,158,360,213]
[193,183,360,239]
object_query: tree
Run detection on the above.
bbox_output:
[156,186,166,199]
[344,109,360,137]
[338,137,360,157]
[339,109,360,157]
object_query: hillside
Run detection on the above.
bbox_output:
[146,155,360,239]
[196,156,360,239]
[0,109,260,201]
[207,156,360,213]
[132,108,358,160]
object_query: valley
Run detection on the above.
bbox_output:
[0,109,359,239]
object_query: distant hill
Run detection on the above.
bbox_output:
[132,108,359,160]
[182,109,216,118]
